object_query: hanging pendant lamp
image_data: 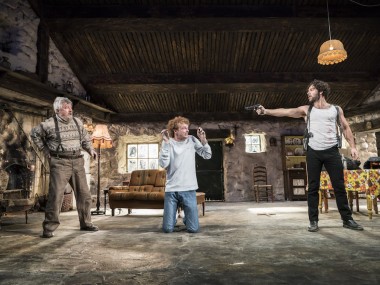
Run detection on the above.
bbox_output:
[317,0,347,65]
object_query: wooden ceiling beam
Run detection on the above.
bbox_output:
[86,72,379,86]
[110,111,299,124]
[44,17,380,33]
[345,101,380,118]
[0,67,115,122]
[34,4,377,19]
[89,81,378,94]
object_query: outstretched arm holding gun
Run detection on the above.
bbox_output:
[245,103,306,118]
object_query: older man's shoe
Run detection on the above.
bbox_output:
[41,231,54,238]
[343,220,363,231]
[308,221,319,232]
[80,225,99,231]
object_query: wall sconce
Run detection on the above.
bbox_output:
[224,125,239,147]
[224,129,235,147]
[317,0,347,65]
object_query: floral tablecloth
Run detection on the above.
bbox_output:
[320,169,380,198]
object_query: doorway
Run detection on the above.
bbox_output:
[196,141,224,201]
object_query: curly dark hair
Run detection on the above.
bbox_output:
[167,116,190,138]
[307,79,331,99]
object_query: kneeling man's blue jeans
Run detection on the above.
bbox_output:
[163,190,199,233]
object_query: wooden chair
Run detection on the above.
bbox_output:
[253,166,274,202]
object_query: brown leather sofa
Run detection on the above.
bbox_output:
[108,169,205,216]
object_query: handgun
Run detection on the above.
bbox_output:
[245,104,262,111]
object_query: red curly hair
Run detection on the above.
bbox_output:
[167,116,190,138]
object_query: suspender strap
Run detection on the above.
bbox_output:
[53,116,82,153]
[303,104,313,151]
[334,105,343,148]
[306,104,313,131]
[334,105,341,128]
[53,116,65,152]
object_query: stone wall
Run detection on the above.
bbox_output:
[0,0,86,97]
[99,119,306,202]
[0,109,47,195]
[347,114,379,167]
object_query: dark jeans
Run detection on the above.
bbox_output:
[306,146,352,222]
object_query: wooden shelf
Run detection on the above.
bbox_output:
[281,135,307,201]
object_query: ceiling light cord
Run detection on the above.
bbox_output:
[327,0,332,43]
[349,0,380,7]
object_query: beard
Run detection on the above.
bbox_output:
[309,94,320,104]
[58,114,73,121]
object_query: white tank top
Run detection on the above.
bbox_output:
[308,105,339,150]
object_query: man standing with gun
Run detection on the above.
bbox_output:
[249,80,363,232]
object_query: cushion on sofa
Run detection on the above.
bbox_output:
[130,169,159,186]
[152,186,165,192]
[128,185,154,192]
[109,191,152,201]
[154,171,166,187]
[148,192,165,201]
[109,185,129,191]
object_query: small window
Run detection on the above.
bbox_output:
[126,143,159,172]
[244,133,267,153]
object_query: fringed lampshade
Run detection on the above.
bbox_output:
[92,124,112,149]
[318,39,347,65]
[318,0,347,65]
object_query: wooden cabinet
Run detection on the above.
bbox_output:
[281,135,307,200]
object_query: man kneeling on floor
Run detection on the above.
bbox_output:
[159,116,212,233]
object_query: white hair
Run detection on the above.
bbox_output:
[53,97,72,113]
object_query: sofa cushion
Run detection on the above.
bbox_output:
[154,171,166,187]
[148,192,165,201]
[109,191,150,201]
[109,185,129,191]
[130,169,159,186]
[152,186,165,192]
[128,185,154,192]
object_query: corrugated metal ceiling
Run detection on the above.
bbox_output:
[28,0,380,122]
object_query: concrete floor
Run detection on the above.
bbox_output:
[0,200,379,285]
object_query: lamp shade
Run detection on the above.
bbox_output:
[318,39,347,65]
[92,124,112,149]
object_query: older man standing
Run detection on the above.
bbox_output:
[31,97,98,238]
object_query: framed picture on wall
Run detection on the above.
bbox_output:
[128,144,137,157]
